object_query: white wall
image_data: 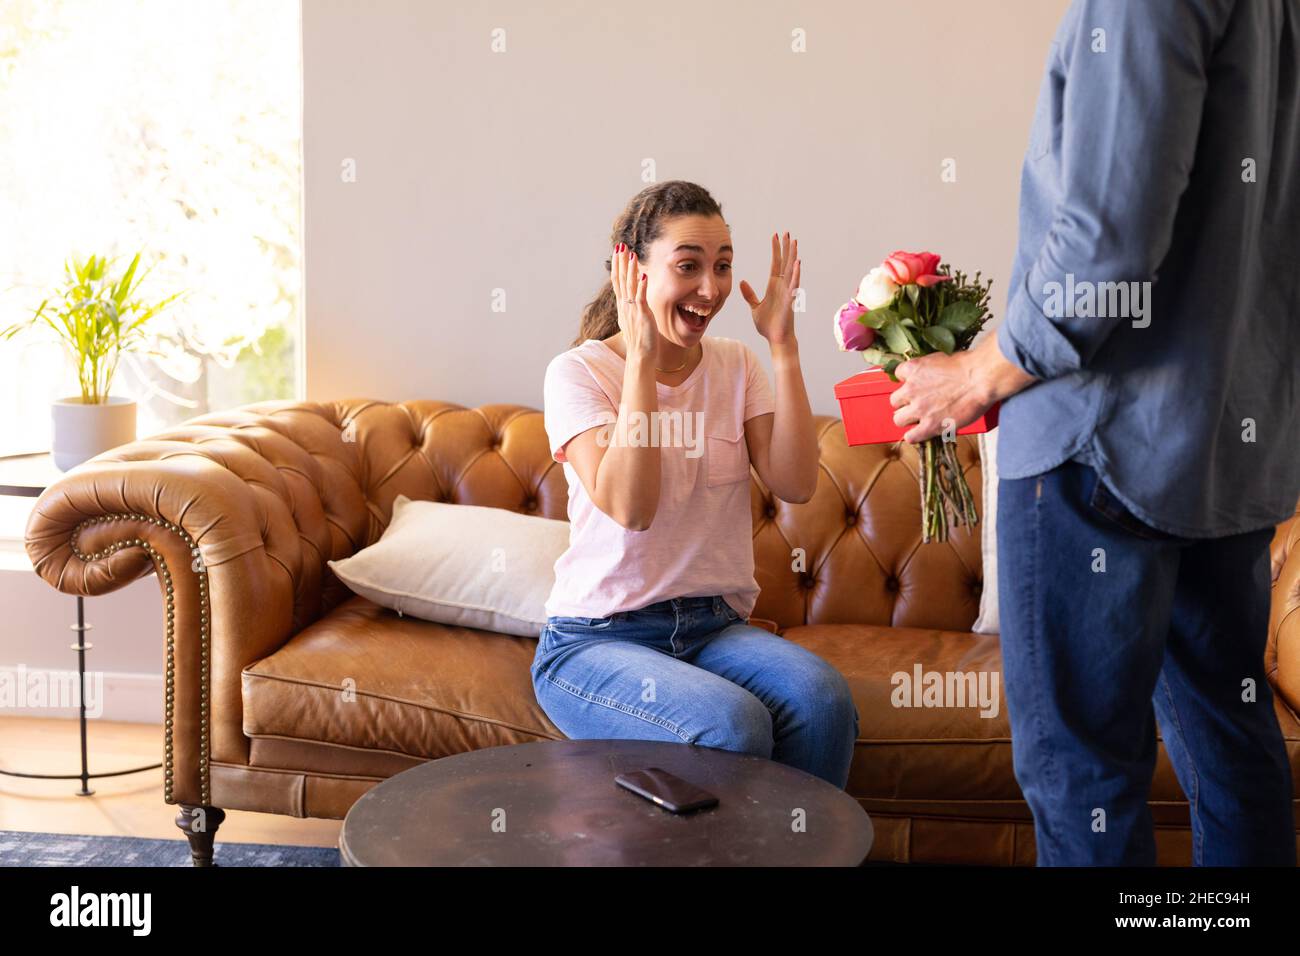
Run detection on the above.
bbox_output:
[302,0,1070,411]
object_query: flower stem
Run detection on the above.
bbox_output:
[918,436,981,543]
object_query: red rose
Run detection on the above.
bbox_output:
[882,250,952,288]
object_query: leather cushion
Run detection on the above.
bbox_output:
[782,623,1300,807]
[242,596,560,759]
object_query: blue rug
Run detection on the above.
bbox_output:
[0,830,340,866]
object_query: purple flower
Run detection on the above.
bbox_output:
[833,300,874,350]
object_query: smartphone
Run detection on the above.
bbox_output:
[615,767,719,813]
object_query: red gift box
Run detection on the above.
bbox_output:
[834,367,1000,447]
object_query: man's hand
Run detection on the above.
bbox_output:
[889,332,1040,443]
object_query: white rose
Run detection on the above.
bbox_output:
[856,267,899,311]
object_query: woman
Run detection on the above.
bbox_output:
[533,180,859,789]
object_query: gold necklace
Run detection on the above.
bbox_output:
[656,344,700,373]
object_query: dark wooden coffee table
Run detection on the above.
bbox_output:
[338,738,873,866]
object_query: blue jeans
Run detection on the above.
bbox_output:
[998,457,1296,865]
[531,594,860,789]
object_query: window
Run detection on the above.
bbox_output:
[0,0,302,538]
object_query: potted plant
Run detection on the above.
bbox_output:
[1,251,183,470]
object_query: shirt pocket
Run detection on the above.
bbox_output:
[705,423,752,487]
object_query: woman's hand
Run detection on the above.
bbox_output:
[611,242,658,362]
[740,231,801,347]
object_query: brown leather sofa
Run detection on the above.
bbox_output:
[23,398,1300,865]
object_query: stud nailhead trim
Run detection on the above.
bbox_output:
[69,513,210,805]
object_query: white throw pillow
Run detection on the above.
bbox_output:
[327,495,570,637]
[972,427,1000,634]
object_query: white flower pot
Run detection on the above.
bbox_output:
[50,396,137,472]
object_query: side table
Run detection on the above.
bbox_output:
[0,451,162,795]
[339,738,874,866]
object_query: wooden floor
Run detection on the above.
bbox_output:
[0,716,342,848]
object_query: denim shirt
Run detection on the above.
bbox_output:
[994,0,1300,537]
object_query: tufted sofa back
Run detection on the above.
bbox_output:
[122,398,981,635]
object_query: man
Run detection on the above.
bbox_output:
[888,0,1299,865]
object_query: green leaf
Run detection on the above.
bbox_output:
[861,306,896,330]
[901,322,925,354]
[880,315,913,355]
[921,325,956,354]
[113,252,141,308]
[862,346,904,368]
[905,283,920,306]
[883,359,902,381]
[938,300,981,335]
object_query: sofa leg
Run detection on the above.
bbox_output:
[175,804,227,867]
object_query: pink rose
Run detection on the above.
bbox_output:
[882,250,952,288]
[833,300,874,350]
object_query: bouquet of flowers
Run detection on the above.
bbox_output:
[833,251,994,543]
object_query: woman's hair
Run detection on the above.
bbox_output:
[572,180,724,348]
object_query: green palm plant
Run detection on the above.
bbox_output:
[1,251,184,403]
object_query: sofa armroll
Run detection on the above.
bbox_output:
[23,408,354,805]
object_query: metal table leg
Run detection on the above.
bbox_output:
[0,596,162,794]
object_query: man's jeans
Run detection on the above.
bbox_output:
[531,594,859,789]
[998,457,1296,865]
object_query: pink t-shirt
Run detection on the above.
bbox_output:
[542,335,777,620]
